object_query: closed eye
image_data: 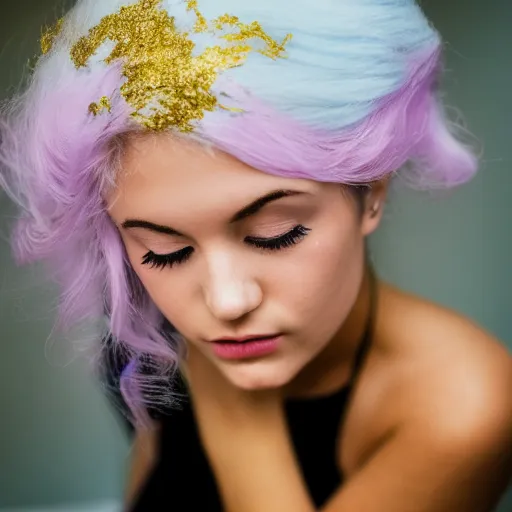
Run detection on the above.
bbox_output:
[141,225,311,270]
[244,224,311,250]
[141,246,193,270]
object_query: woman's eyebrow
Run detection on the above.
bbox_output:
[121,219,184,236]
[120,189,305,236]
[229,189,305,223]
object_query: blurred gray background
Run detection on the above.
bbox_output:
[0,0,510,510]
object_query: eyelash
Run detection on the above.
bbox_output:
[141,224,312,270]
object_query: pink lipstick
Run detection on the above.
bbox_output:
[209,335,281,360]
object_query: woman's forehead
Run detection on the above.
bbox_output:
[109,134,321,219]
[119,134,316,196]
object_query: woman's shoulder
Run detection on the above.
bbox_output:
[377,282,512,445]
[341,282,512,475]
[379,282,511,384]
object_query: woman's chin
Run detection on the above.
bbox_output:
[220,360,299,391]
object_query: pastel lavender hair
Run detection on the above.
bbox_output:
[0,0,478,427]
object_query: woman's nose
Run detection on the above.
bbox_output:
[203,255,262,322]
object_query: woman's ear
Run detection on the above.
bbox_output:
[361,178,390,236]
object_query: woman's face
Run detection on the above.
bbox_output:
[107,134,383,390]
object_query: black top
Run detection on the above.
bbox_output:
[104,270,377,511]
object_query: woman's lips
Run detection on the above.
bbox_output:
[209,335,282,360]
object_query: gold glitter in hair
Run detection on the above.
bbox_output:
[69,0,292,132]
[187,0,208,33]
[89,96,112,116]
[41,18,64,55]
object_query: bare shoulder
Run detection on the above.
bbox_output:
[341,282,512,475]
[380,283,512,428]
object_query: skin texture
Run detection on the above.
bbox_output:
[108,134,512,511]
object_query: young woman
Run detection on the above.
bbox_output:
[1,1,511,511]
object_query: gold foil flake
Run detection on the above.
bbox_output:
[89,96,112,116]
[68,0,292,132]
[214,17,293,60]
[186,0,208,33]
[214,14,239,29]
[41,18,64,55]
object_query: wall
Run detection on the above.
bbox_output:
[0,2,130,509]
[371,0,512,347]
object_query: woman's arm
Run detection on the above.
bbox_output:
[195,376,512,512]
[124,423,161,508]
[325,414,512,512]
